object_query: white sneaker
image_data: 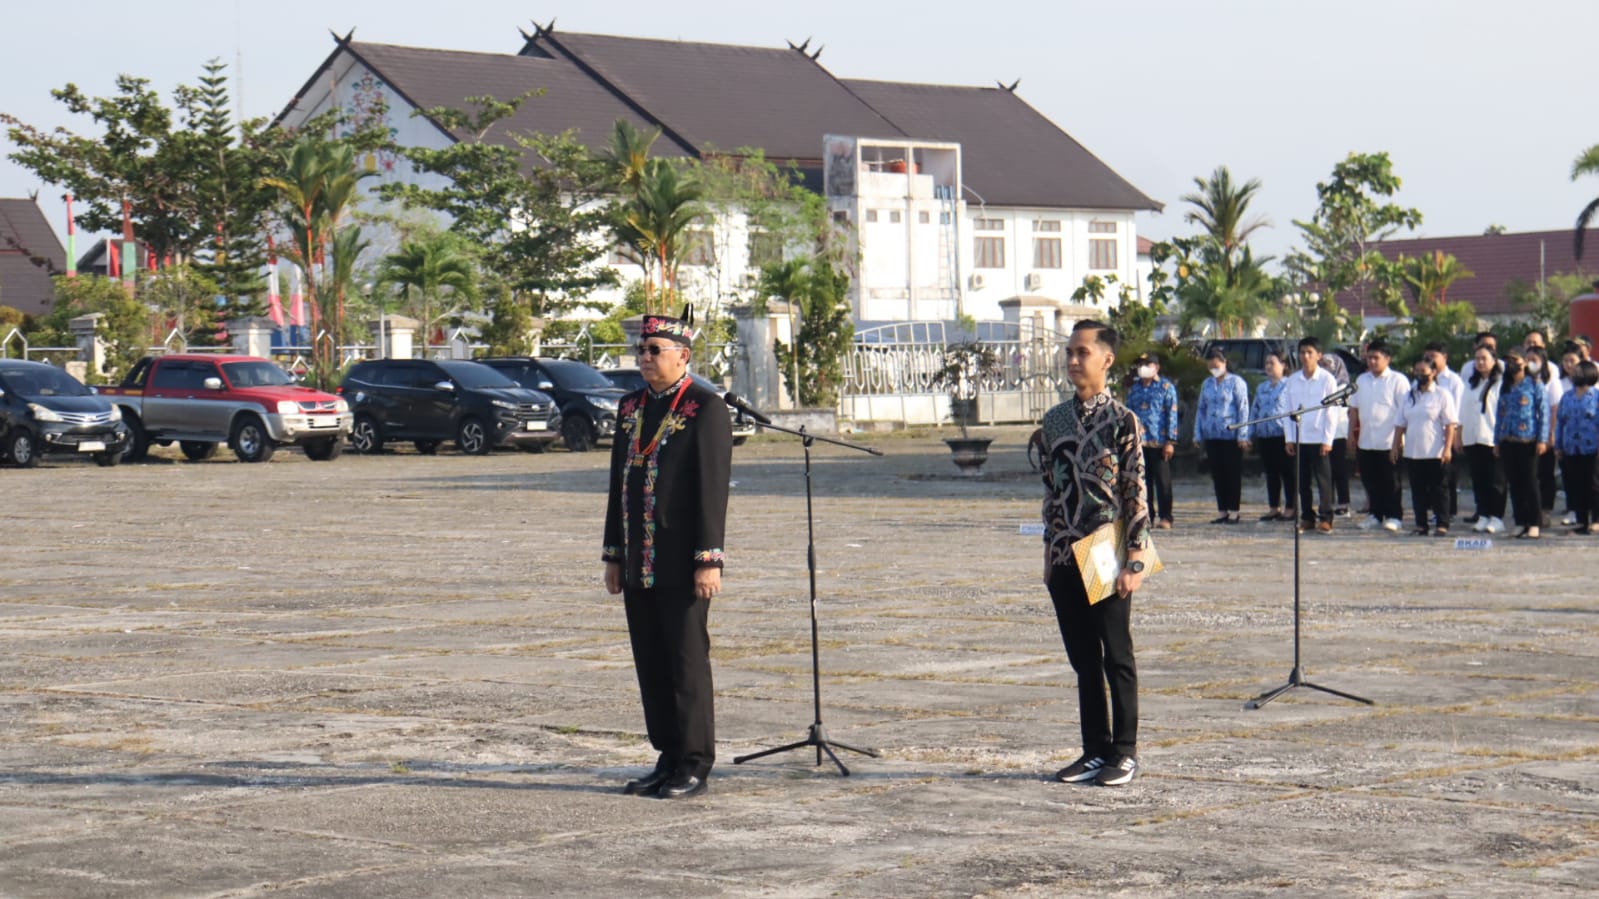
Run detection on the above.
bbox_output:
[1485,517,1505,535]
[1382,518,1402,532]
[1472,517,1489,533]
[1358,515,1380,530]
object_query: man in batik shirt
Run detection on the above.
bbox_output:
[603,310,732,799]
[1040,320,1152,787]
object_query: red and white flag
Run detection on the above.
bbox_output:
[289,264,305,328]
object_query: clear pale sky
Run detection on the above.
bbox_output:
[4,0,1595,269]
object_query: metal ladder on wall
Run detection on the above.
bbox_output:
[934,186,960,305]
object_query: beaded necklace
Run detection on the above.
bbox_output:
[629,375,692,465]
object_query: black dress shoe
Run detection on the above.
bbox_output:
[657,773,708,799]
[1209,514,1231,525]
[623,769,672,796]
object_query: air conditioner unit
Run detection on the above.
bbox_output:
[968,272,985,290]
[1024,272,1043,291]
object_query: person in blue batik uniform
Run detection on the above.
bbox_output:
[1249,350,1294,521]
[1125,352,1179,529]
[1555,360,1599,534]
[1193,348,1251,524]
[1493,347,1550,539]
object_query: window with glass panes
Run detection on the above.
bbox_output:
[1088,221,1117,270]
[1033,219,1063,269]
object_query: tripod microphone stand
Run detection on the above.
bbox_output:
[1232,396,1373,710]
[733,420,883,775]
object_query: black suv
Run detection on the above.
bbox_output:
[0,359,130,467]
[338,359,561,455]
[478,357,627,452]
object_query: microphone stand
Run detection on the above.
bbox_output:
[1232,397,1374,710]
[732,416,884,775]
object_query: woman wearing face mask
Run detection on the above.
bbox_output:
[1558,345,1584,524]
[1125,352,1179,529]
[1524,346,1561,524]
[1495,347,1551,538]
[1393,357,1458,536]
[1460,345,1507,534]
[1193,349,1251,524]
[1249,350,1293,521]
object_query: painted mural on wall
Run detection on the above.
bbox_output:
[341,69,399,176]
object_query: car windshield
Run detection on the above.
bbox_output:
[689,373,721,393]
[222,361,294,387]
[440,361,519,389]
[544,359,615,390]
[0,365,92,398]
[606,370,646,391]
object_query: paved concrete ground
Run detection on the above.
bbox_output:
[2,428,1595,897]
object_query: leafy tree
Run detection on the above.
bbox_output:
[31,275,153,383]
[1181,166,1269,284]
[378,94,617,322]
[1398,250,1473,316]
[1506,271,1594,338]
[615,157,709,314]
[140,264,222,347]
[375,233,479,347]
[1572,143,1599,258]
[763,257,853,406]
[1284,152,1422,319]
[478,283,537,357]
[1157,167,1280,338]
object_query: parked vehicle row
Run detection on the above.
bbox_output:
[600,368,758,445]
[3,354,757,467]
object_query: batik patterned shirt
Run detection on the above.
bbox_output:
[1495,378,1549,443]
[1040,389,1152,568]
[1126,377,1180,446]
[1556,388,1599,456]
[1249,378,1288,439]
[1195,373,1251,441]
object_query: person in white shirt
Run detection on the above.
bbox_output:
[1426,342,1466,521]
[1349,340,1410,532]
[1393,357,1459,536]
[1460,331,1498,383]
[1459,344,1507,533]
[1279,336,1339,533]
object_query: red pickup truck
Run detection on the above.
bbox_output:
[98,354,352,463]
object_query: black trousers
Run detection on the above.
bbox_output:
[1048,561,1137,760]
[1296,443,1334,523]
[1464,444,1506,519]
[623,585,715,778]
[1256,435,1293,511]
[1330,438,1352,508]
[1560,453,1598,526]
[1407,458,1449,530]
[1204,439,1243,513]
[1143,446,1173,522]
[1537,449,1558,512]
[1357,448,1403,522]
[1446,454,1461,516]
[1500,441,1541,528]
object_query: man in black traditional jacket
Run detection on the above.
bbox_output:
[603,310,732,799]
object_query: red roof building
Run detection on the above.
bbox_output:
[1344,228,1596,319]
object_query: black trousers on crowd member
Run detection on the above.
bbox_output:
[1330,438,1352,510]
[1357,448,1403,522]
[1537,449,1558,513]
[623,585,715,779]
[1204,439,1244,513]
[1464,443,1507,519]
[1500,440,1542,529]
[1446,454,1461,516]
[1407,458,1449,530]
[1296,443,1334,524]
[1142,446,1174,522]
[1256,436,1294,512]
[1048,561,1137,760]
[1560,453,1599,526]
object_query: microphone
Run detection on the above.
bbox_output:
[1321,382,1358,407]
[723,392,772,425]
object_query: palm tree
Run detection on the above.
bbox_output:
[375,235,479,350]
[1571,143,1599,258]
[1399,250,1473,315]
[1181,166,1269,283]
[615,158,708,313]
[604,120,660,193]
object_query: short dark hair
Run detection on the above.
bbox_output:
[1424,340,1449,354]
[1575,360,1599,388]
[1475,331,1497,345]
[1297,336,1322,352]
[1366,340,1392,357]
[1071,319,1119,352]
[1524,327,1548,343]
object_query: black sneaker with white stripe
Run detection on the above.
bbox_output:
[1054,754,1105,783]
[1094,755,1139,786]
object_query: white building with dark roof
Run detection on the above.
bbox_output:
[277,27,1160,335]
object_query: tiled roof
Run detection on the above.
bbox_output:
[841,79,1160,211]
[1344,228,1598,318]
[0,198,65,318]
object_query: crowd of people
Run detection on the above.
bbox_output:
[1123,332,1599,538]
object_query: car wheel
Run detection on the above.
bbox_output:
[180,440,218,462]
[456,417,490,455]
[5,428,39,468]
[414,440,440,455]
[120,412,149,463]
[350,415,384,454]
[230,415,276,463]
[304,437,343,461]
[95,449,122,467]
[732,436,748,447]
[561,415,595,452]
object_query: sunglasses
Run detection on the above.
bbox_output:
[635,344,683,357]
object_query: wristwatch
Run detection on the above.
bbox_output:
[1126,560,1145,574]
